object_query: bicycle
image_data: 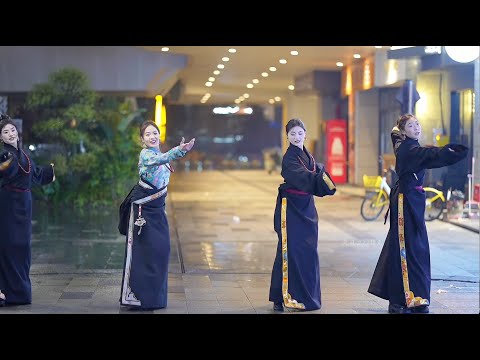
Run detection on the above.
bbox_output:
[360,174,445,222]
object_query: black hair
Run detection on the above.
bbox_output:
[0,113,20,148]
[140,120,160,138]
[285,118,306,134]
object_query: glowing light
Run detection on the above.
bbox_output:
[445,46,480,63]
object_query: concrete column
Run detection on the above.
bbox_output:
[355,89,380,185]
[283,94,322,155]
[474,57,480,184]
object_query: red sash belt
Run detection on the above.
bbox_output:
[2,184,30,192]
[285,188,309,195]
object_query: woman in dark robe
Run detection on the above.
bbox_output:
[269,118,337,312]
[0,114,55,306]
[119,121,195,310]
[368,114,468,314]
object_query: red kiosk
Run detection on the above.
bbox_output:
[325,119,347,184]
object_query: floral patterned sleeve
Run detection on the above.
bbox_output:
[141,146,186,166]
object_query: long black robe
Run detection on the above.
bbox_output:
[368,131,468,307]
[119,179,170,310]
[0,143,54,305]
[269,144,336,310]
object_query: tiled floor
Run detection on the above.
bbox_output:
[1,170,478,314]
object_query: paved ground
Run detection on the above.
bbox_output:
[1,170,478,314]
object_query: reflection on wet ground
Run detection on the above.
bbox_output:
[18,170,478,314]
[32,204,125,270]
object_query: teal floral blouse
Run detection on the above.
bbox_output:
[138,146,186,189]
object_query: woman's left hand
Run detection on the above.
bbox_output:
[179,137,195,152]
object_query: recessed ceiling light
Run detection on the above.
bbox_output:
[274,96,281,102]
[239,96,245,101]
[228,48,237,53]
[290,50,299,56]
[217,64,225,69]
[252,79,259,84]
[161,47,169,52]
[353,54,361,59]
[208,77,215,82]
[234,99,241,104]
[268,99,275,104]
[222,57,230,62]
[213,70,220,75]
[336,62,344,67]
[269,67,277,72]
[288,85,295,90]
[243,93,250,98]
[279,59,287,64]
[261,72,269,77]
[246,84,254,89]
[205,82,213,87]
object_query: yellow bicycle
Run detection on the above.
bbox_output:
[360,175,445,221]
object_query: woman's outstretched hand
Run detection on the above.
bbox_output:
[179,137,195,152]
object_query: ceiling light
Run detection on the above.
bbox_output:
[239,96,245,101]
[246,84,254,89]
[288,85,295,90]
[161,47,169,52]
[217,64,225,69]
[269,67,277,72]
[290,50,299,56]
[205,93,211,97]
[234,99,241,104]
[268,99,275,104]
[222,57,230,62]
[336,62,344,67]
[213,70,220,75]
[252,79,259,84]
[243,93,250,98]
[205,82,213,87]
[261,72,269,77]
[445,46,480,63]
[274,96,281,102]
[353,54,361,59]
[208,77,215,82]
[375,46,383,49]
[279,59,287,64]
[200,99,207,103]
[228,48,237,53]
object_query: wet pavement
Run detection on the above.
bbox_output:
[1,170,478,314]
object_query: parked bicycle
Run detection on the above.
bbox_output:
[360,174,445,221]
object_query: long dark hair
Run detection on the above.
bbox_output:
[0,113,20,148]
[286,118,306,134]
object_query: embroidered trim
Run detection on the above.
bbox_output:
[398,193,429,308]
[0,156,12,171]
[280,197,306,310]
[322,172,336,191]
[120,186,168,307]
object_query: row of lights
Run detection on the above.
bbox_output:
[201,48,237,104]
[200,46,402,106]
[335,46,386,67]
[234,50,299,105]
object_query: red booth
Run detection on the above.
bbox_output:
[325,119,347,184]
